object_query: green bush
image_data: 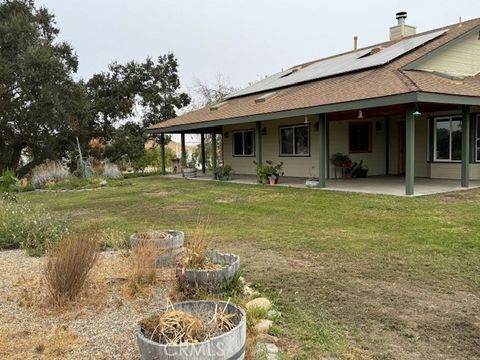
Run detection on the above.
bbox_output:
[214,165,233,181]
[0,201,68,255]
[0,169,19,201]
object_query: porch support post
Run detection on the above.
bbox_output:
[200,132,206,174]
[180,132,186,170]
[405,106,415,195]
[461,105,471,188]
[318,113,327,188]
[255,121,262,165]
[160,133,166,175]
[211,129,217,178]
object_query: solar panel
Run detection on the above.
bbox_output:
[226,29,448,99]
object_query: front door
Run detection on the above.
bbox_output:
[398,121,406,174]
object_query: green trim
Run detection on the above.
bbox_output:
[405,106,416,195]
[318,114,327,188]
[145,92,480,135]
[461,105,471,187]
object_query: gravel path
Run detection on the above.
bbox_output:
[0,250,173,359]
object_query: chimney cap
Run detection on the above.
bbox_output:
[396,11,407,20]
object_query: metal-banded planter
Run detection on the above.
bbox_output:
[182,168,197,178]
[177,250,240,293]
[130,230,184,267]
[135,300,246,360]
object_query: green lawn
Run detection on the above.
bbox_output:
[24,176,480,359]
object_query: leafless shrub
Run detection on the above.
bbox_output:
[103,161,123,179]
[184,219,212,270]
[127,241,159,295]
[31,160,70,188]
[44,235,98,305]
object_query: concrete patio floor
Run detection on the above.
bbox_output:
[167,173,480,197]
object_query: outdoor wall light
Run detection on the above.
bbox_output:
[376,121,382,131]
[262,128,267,136]
[413,104,422,116]
[314,121,320,131]
[357,110,364,119]
[224,131,229,138]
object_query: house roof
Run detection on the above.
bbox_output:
[149,17,480,133]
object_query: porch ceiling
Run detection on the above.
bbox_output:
[146,92,480,134]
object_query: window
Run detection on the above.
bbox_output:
[434,116,462,161]
[476,115,480,162]
[279,125,309,156]
[349,122,372,153]
[232,130,255,156]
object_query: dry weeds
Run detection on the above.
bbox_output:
[126,241,160,297]
[140,300,239,345]
[44,235,99,305]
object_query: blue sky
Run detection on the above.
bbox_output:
[36,0,478,94]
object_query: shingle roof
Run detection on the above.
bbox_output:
[150,17,480,131]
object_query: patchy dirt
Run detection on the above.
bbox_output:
[143,191,180,197]
[223,241,480,360]
[430,188,480,203]
[0,250,174,360]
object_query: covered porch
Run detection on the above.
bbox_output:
[148,92,480,196]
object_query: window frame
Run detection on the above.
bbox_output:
[475,114,480,162]
[278,124,310,157]
[232,129,255,157]
[433,116,462,162]
[348,121,372,154]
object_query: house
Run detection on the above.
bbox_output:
[146,12,480,195]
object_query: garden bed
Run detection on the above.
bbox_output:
[0,249,173,359]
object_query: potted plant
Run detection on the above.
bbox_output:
[305,166,320,188]
[182,155,197,178]
[213,165,233,181]
[352,160,369,178]
[136,300,246,359]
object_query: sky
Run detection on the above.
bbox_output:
[34,0,478,143]
[35,0,478,92]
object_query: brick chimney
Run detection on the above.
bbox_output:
[389,12,416,41]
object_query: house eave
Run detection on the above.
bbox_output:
[145,92,480,134]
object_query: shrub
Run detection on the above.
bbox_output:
[103,161,123,179]
[0,201,68,254]
[184,219,211,270]
[31,160,70,188]
[98,228,129,250]
[127,241,159,295]
[44,235,99,305]
[214,165,233,181]
[0,169,19,201]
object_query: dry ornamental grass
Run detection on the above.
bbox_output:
[140,300,239,345]
[44,235,98,305]
[127,240,160,295]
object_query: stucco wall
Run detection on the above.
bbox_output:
[223,111,479,180]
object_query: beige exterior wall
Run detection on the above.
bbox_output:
[328,118,386,177]
[412,30,480,77]
[223,111,480,180]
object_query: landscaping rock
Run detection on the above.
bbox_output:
[256,333,279,344]
[254,319,272,334]
[246,297,272,312]
[100,180,108,187]
[255,342,278,360]
[266,309,281,320]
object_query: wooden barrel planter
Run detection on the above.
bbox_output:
[129,230,184,267]
[182,167,197,178]
[135,300,246,360]
[176,250,240,293]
